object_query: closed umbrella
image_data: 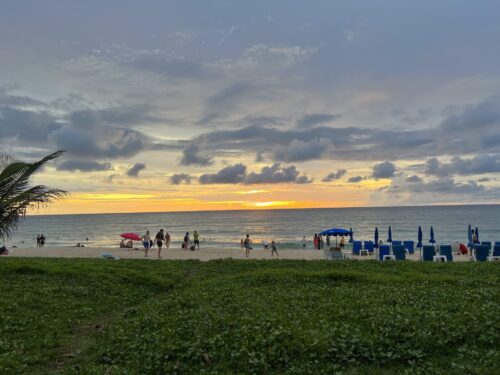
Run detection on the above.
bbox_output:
[349,227,354,243]
[467,224,472,246]
[430,227,436,244]
[374,227,379,249]
[417,226,423,260]
[475,227,479,243]
[387,226,392,243]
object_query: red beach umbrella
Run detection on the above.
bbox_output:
[120,233,141,241]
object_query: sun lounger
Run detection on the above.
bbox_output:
[439,245,453,262]
[422,245,436,261]
[392,240,402,246]
[392,245,406,260]
[488,245,500,261]
[352,241,362,256]
[364,240,374,252]
[473,245,489,262]
[481,241,492,251]
[378,245,392,261]
[403,240,414,254]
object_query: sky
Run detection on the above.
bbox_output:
[1,0,500,214]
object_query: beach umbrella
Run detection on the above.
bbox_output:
[429,227,436,244]
[475,227,479,243]
[121,232,141,241]
[349,227,354,243]
[468,224,472,246]
[319,228,350,247]
[417,226,423,260]
[387,226,392,243]
[374,227,379,249]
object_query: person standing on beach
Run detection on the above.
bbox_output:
[244,234,252,257]
[271,240,279,256]
[313,234,318,250]
[141,230,151,257]
[193,230,200,249]
[36,235,40,248]
[165,232,171,249]
[302,236,307,248]
[40,235,45,247]
[155,229,165,258]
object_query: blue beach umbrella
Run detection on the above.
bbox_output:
[430,226,436,244]
[374,227,379,249]
[349,227,354,243]
[319,228,351,246]
[387,226,392,243]
[475,227,479,243]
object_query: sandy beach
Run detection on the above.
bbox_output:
[6,246,475,261]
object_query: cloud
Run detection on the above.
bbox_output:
[255,151,264,162]
[130,53,208,79]
[245,163,312,184]
[170,173,193,185]
[198,81,264,124]
[180,142,213,166]
[296,113,340,128]
[274,138,331,162]
[373,161,396,179]
[322,169,347,182]
[0,106,61,143]
[348,176,365,183]
[425,155,500,177]
[127,163,146,177]
[56,159,112,172]
[406,175,423,183]
[199,164,247,184]
[198,163,311,185]
[407,178,485,194]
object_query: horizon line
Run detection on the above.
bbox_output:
[29,202,500,217]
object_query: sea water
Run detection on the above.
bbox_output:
[6,205,500,249]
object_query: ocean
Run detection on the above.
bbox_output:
[6,205,500,249]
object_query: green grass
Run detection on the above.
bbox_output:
[0,259,498,374]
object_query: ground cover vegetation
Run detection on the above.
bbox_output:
[0,258,498,374]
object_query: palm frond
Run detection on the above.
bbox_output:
[0,151,67,240]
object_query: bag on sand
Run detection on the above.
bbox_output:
[190,245,195,251]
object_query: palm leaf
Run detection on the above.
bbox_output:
[0,151,67,240]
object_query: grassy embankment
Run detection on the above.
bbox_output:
[0,258,498,374]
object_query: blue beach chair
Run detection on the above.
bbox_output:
[392,245,406,261]
[378,245,391,261]
[489,245,500,261]
[352,241,362,256]
[422,246,436,261]
[481,241,492,251]
[364,240,374,253]
[474,245,489,262]
[439,245,453,262]
[392,240,402,246]
[403,241,414,254]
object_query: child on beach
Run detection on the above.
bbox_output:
[141,231,151,257]
[302,236,307,248]
[271,240,279,256]
[165,233,171,249]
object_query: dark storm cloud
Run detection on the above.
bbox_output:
[56,159,112,172]
[296,113,340,128]
[180,143,213,166]
[322,169,347,182]
[127,163,146,177]
[198,163,311,185]
[406,175,423,183]
[425,155,500,177]
[170,173,193,185]
[372,161,396,179]
[199,163,247,184]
